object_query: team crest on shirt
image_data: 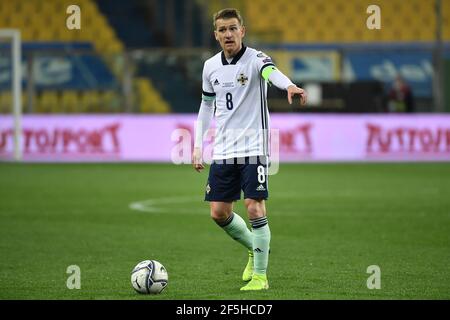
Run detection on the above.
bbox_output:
[237,73,248,86]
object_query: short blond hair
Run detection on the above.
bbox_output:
[213,8,244,29]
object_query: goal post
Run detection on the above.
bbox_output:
[0,29,22,161]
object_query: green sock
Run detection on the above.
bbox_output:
[219,212,253,251]
[250,217,271,275]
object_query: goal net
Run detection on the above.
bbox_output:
[0,29,22,161]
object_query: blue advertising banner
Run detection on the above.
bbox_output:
[0,54,117,90]
[343,51,433,98]
[267,50,340,82]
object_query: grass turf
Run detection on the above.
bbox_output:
[0,162,449,299]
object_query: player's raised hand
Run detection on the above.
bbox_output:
[192,147,204,172]
[287,85,307,106]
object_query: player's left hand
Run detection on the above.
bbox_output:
[287,85,307,106]
[192,147,204,173]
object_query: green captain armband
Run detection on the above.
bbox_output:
[261,65,277,83]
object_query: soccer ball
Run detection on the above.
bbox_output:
[131,260,168,294]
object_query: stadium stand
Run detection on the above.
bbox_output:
[195,0,448,112]
[253,0,448,43]
[96,0,155,48]
[1,0,448,113]
[0,92,12,114]
[135,77,171,113]
[0,0,123,52]
[96,0,209,112]
[201,0,450,43]
[0,0,170,113]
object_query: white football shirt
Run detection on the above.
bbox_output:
[202,45,275,160]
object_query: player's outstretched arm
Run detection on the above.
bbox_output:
[263,66,307,106]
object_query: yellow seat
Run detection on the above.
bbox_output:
[37,91,59,114]
[61,91,80,113]
[21,93,29,113]
[0,91,28,113]
[34,1,55,15]
[135,78,170,113]
[241,0,445,43]
[0,0,122,47]
[105,90,123,112]
[0,92,13,114]
[32,27,54,41]
[20,3,39,18]
[80,90,101,113]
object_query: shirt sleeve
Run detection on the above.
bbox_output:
[255,51,294,90]
[267,68,295,90]
[201,62,216,101]
[194,100,214,149]
[254,51,276,80]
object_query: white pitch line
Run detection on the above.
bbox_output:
[129,191,368,216]
[128,194,295,215]
[129,196,205,214]
[129,189,441,217]
[128,191,351,215]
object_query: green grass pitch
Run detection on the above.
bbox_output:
[0,162,449,299]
